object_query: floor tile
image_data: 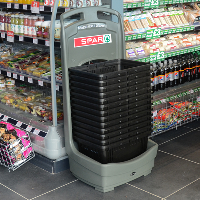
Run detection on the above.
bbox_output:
[33,180,160,200]
[0,185,26,200]
[0,162,76,199]
[182,120,200,130]
[128,151,200,198]
[166,179,200,200]
[151,125,192,145]
[158,129,200,163]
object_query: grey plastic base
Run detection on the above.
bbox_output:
[30,126,67,160]
[69,139,158,193]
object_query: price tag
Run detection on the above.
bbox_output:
[19,35,24,41]
[28,77,33,83]
[197,96,200,102]
[56,85,59,91]
[13,73,17,79]
[31,1,40,13]
[16,121,22,127]
[33,38,38,44]
[39,5,44,11]
[38,80,43,86]
[7,31,14,42]
[150,51,165,63]
[23,4,27,10]
[26,125,32,132]
[1,32,5,38]
[3,115,9,122]
[7,71,11,77]
[14,3,19,9]
[51,7,53,12]
[152,110,157,117]
[146,28,161,40]
[65,7,70,12]
[144,0,159,8]
[45,40,50,46]
[7,3,11,8]
[33,128,40,135]
[20,75,24,81]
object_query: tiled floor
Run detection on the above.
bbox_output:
[1,120,200,200]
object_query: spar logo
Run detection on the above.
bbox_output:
[74,34,112,48]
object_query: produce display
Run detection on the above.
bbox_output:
[0,122,34,169]
[153,100,200,132]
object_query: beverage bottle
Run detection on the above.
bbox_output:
[197,52,200,79]
[179,60,184,84]
[159,63,165,90]
[153,63,159,91]
[195,53,200,79]
[169,61,174,87]
[164,60,169,88]
[174,60,179,86]
[187,55,193,82]
[190,54,195,80]
[150,65,155,93]
[183,56,188,82]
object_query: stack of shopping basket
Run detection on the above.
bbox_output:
[69,59,152,164]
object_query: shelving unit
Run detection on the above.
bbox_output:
[0,1,114,170]
[125,25,195,41]
[124,0,200,8]
[123,0,200,138]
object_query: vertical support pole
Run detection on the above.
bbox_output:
[50,0,59,127]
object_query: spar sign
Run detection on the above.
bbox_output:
[74,34,112,48]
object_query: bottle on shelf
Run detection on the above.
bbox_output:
[173,60,179,86]
[150,65,154,93]
[179,59,184,84]
[164,60,169,88]
[187,54,193,82]
[169,59,174,87]
[197,52,200,79]
[153,63,159,92]
[194,53,199,80]
[190,53,195,81]
[183,55,188,83]
[159,63,165,90]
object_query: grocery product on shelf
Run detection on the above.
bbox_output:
[153,100,200,133]
[0,82,64,121]
[0,122,34,171]
[125,33,200,58]
[150,52,200,93]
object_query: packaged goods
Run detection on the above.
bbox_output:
[70,0,77,7]
[54,20,61,41]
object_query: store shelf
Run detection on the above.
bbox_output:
[124,0,200,8]
[0,101,50,136]
[152,79,200,106]
[0,31,61,47]
[131,45,200,63]
[125,26,195,41]
[0,67,62,91]
[0,2,70,13]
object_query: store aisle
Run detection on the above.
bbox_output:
[1,120,200,200]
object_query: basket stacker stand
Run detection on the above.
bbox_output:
[60,7,158,192]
